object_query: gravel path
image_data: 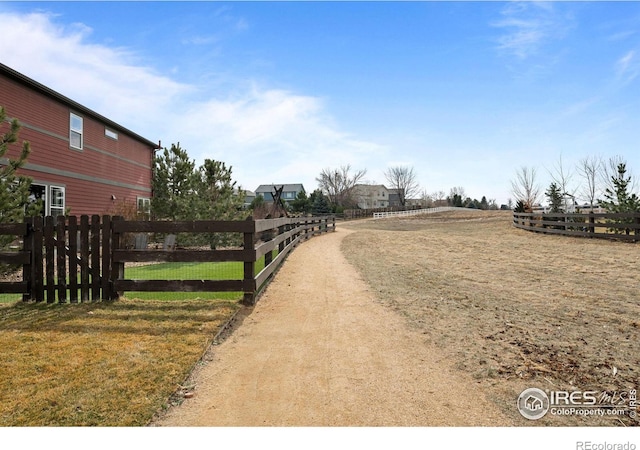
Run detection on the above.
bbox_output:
[153,227,514,426]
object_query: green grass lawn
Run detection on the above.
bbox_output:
[123,261,245,300]
[0,254,276,303]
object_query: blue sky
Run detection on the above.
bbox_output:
[1,1,639,206]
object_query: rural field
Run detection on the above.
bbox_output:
[341,210,639,426]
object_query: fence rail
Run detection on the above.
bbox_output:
[373,206,473,219]
[512,212,640,241]
[0,215,335,304]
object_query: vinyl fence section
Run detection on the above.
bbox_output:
[343,205,423,220]
[0,215,335,304]
[373,206,467,219]
[512,212,640,242]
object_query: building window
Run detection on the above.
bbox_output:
[105,128,118,140]
[29,184,65,216]
[49,186,65,216]
[70,112,83,149]
[137,197,151,220]
[28,184,46,216]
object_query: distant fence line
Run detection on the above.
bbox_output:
[373,206,473,219]
[0,215,335,305]
[512,212,640,242]
[342,205,424,220]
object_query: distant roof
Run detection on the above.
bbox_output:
[0,62,158,149]
[255,183,305,193]
[354,183,388,189]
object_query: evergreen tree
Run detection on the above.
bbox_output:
[448,193,463,207]
[197,159,244,220]
[310,189,331,215]
[1,106,41,274]
[151,143,200,221]
[514,200,527,213]
[599,163,640,234]
[196,159,245,248]
[0,107,41,228]
[480,196,489,210]
[599,163,640,212]
[290,189,311,214]
[545,182,563,213]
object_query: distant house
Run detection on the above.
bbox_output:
[242,190,256,208]
[387,188,403,207]
[0,62,159,217]
[254,184,305,204]
[352,184,389,209]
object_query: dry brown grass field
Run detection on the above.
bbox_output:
[0,298,238,426]
[341,210,639,426]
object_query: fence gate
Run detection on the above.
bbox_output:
[21,215,115,303]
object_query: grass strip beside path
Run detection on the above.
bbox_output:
[0,298,238,426]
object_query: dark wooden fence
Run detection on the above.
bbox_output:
[0,215,335,305]
[512,212,640,241]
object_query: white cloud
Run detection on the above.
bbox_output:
[0,10,386,192]
[0,11,191,134]
[615,50,639,83]
[492,2,571,61]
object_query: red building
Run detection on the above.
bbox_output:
[0,62,159,217]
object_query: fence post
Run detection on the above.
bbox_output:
[101,215,112,300]
[80,215,90,302]
[44,216,55,303]
[68,216,78,303]
[56,215,67,303]
[242,218,256,306]
[589,212,595,238]
[110,216,125,300]
[90,215,100,301]
[22,217,33,302]
[32,216,44,302]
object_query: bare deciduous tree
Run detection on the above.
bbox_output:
[547,154,576,211]
[384,165,420,207]
[511,166,541,210]
[432,190,447,207]
[577,154,603,208]
[420,189,434,208]
[316,165,367,208]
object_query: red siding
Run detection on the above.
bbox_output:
[0,71,156,216]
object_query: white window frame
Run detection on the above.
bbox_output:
[105,128,118,140]
[70,112,83,150]
[137,197,151,220]
[29,183,65,216]
[49,186,66,217]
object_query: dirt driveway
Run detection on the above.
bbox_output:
[153,227,514,426]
